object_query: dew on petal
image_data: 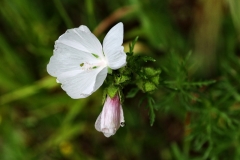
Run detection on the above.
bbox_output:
[120,122,125,127]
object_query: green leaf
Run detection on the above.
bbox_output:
[118,89,124,103]
[148,96,156,126]
[145,82,157,92]
[171,143,187,160]
[106,85,119,98]
[102,89,107,105]
[144,67,160,76]
[108,67,113,74]
[141,56,156,62]
[138,95,147,107]
[129,36,139,55]
[183,80,216,87]
[136,67,161,93]
[126,88,139,98]
[115,73,131,85]
[127,55,156,73]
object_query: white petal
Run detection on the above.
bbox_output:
[57,25,103,59]
[105,46,126,70]
[103,23,123,54]
[57,67,107,99]
[100,96,121,132]
[79,25,91,32]
[93,67,108,92]
[102,128,116,137]
[103,133,112,137]
[47,43,98,77]
[103,22,126,69]
[95,112,102,132]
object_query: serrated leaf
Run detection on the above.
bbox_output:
[137,78,157,93]
[136,67,161,93]
[115,74,131,85]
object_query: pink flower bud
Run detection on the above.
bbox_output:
[95,94,125,137]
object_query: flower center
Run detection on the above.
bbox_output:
[79,60,107,71]
[79,53,107,71]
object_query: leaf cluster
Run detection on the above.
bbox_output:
[103,37,161,102]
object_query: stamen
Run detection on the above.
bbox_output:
[79,60,106,71]
[79,62,90,71]
[92,53,99,58]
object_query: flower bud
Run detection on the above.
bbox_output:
[95,94,125,137]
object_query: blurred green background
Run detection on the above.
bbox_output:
[0,0,240,159]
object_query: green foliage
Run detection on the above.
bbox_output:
[128,36,139,55]
[103,37,161,103]
[147,95,156,126]
[136,67,161,92]
[105,85,119,98]
[138,94,156,126]
[126,88,139,98]
[114,67,131,85]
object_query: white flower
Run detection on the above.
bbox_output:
[95,95,125,137]
[47,23,126,99]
